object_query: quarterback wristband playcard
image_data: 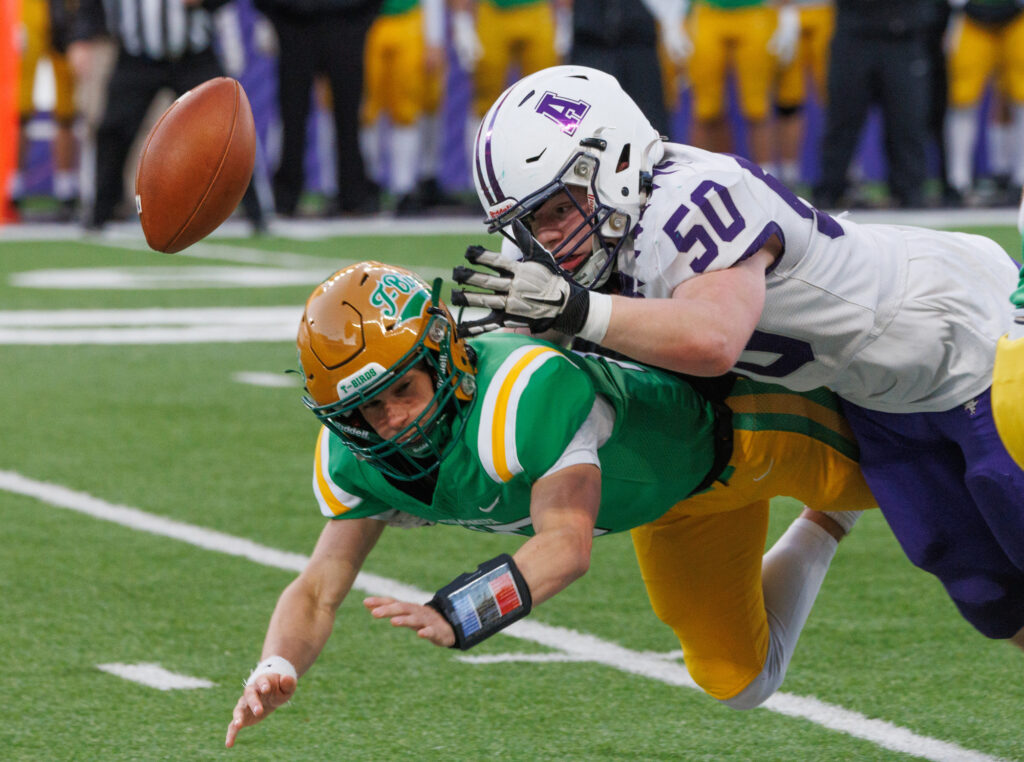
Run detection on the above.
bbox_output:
[427,553,532,650]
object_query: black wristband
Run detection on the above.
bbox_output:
[426,553,533,650]
[552,283,591,335]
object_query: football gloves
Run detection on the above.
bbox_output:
[451,220,592,338]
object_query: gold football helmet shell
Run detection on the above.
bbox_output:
[297,261,476,481]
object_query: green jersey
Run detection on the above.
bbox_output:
[1015,235,1024,309]
[313,333,717,536]
[699,0,767,10]
[381,0,418,14]
[487,0,545,9]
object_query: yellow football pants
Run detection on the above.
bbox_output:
[18,0,74,122]
[993,332,1024,469]
[472,1,557,118]
[632,384,877,700]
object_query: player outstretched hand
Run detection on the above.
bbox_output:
[364,596,456,648]
[451,220,592,337]
[225,671,297,748]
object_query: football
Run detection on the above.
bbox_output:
[135,77,256,253]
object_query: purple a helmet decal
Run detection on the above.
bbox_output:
[535,91,591,136]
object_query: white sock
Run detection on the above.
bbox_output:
[359,123,383,186]
[1011,105,1024,187]
[466,114,482,172]
[945,106,979,192]
[316,108,337,196]
[721,515,838,710]
[9,171,24,198]
[780,160,800,187]
[54,170,77,201]
[390,124,420,196]
[419,113,441,180]
[988,121,1012,178]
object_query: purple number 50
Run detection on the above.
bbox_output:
[663,180,746,273]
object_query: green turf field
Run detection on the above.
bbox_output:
[1,221,1022,761]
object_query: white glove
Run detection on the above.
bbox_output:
[660,20,693,66]
[451,221,594,337]
[768,5,800,65]
[451,11,483,72]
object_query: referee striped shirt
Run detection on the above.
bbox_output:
[74,0,229,60]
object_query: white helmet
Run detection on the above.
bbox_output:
[473,65,665,288]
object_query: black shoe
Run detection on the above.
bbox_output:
[336,195,380,217]
[811,192,840,210]
[249,214,268,235]
[941,186,964,208]
[416,177,462,209]
[394,193,423,217]
[997,184,1023,208]
[893,193,926,210]
[56,198,78,223]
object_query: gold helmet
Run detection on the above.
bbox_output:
[297,261,477,480]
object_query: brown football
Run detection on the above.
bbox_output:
[135,77,256,253]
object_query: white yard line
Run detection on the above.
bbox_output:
[10,263,457,291]
[0,469,1009,762]
[0,215,488,243]
[232,371,298,388]
[0,207,1017,245]
[0,306,489,345]
[96,663,215,691]
[0,307,301,325]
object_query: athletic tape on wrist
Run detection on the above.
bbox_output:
[578,291,612,344]
[245,655,298,686]
[426,553,532,650]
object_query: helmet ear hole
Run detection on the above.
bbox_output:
[615,144,631,173]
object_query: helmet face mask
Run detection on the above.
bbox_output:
[506,153,623,289]
[297,262,476,481]
[474,66,663,288]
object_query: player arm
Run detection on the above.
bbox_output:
[599,246,775,376]
[226,516,385,748]
[511,463,601,603]
[364,464,601,649]
[367,383,605,650]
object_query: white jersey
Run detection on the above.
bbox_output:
[619,144,1018,413]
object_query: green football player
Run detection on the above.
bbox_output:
[225,261,874,748]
